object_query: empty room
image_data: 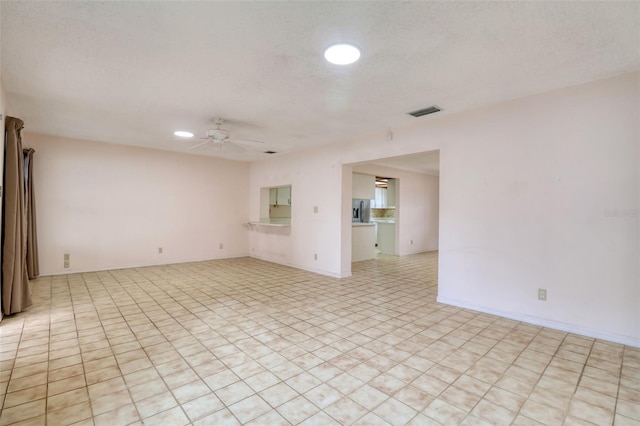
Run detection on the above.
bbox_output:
[0,2,638,425]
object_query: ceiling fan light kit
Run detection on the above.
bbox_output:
[206,128,229,140]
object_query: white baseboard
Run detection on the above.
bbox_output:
[37,254,349,280]
[249,254,346,278]
[437,296,640,348]
[38,254,250,276]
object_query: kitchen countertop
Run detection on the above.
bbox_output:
[249,218,291,227]
[352,222,376,227]
[372,219,395,223]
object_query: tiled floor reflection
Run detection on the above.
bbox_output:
[0,252,638,425]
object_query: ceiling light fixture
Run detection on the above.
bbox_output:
[174,131,194,138]
[324,43,360,65]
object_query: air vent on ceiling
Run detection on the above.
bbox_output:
[264,150,277,154]
[408,105,441,117]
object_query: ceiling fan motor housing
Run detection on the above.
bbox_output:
[207,128,229,140]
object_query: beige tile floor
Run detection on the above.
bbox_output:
[0,252,638,425]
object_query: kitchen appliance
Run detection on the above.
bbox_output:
[352,198,371,223]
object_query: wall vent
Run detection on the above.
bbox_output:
[408,105,441,117]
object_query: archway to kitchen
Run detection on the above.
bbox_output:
[340,150,440,277]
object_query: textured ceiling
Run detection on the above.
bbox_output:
[1,1,639,161]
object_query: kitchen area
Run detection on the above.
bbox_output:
[352,172,396,262]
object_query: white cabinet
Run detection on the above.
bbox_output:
[373,179,396,208]
[352,224,376,261]
[377,222,395,255]
[387,179,396,207]
[353,173,375,200]
[269,186,291,206]
[374,187,387,208]
[277,186,291,206]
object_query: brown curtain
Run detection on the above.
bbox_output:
[24,148,39,279]
[2,117,32,314]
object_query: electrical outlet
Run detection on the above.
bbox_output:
[158,247,163,254]
[314,253,317,260]
[538,288,547,301]
[219,243,224,249]
[64,260,69,268]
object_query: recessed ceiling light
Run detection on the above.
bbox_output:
[174,131,194,138]
[324,43,360,65]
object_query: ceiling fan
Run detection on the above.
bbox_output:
[187,118,264,151]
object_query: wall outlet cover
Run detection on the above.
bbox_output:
[538,288,547,301]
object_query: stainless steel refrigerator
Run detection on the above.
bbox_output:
[352,198,371,223]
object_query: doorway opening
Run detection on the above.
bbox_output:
[344,150,440,276]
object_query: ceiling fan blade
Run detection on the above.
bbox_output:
[187,140,210,151]
[228,141,246,151]
[231,138,264,144]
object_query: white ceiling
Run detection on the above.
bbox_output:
[1,2,638,162]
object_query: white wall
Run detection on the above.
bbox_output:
[437,72,639,347]
[0,74,5,323]
[0,77,6,180]
[250,72,639,346]
[249,149,345,276]
[25,133,250,275]
[0,80,6,120]
[352,163,439,255]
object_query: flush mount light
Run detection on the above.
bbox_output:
[174,131,194,138]
[324,43,360,65]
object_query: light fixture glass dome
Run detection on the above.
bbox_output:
[174,131,194,138]
[324,43,361,65]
